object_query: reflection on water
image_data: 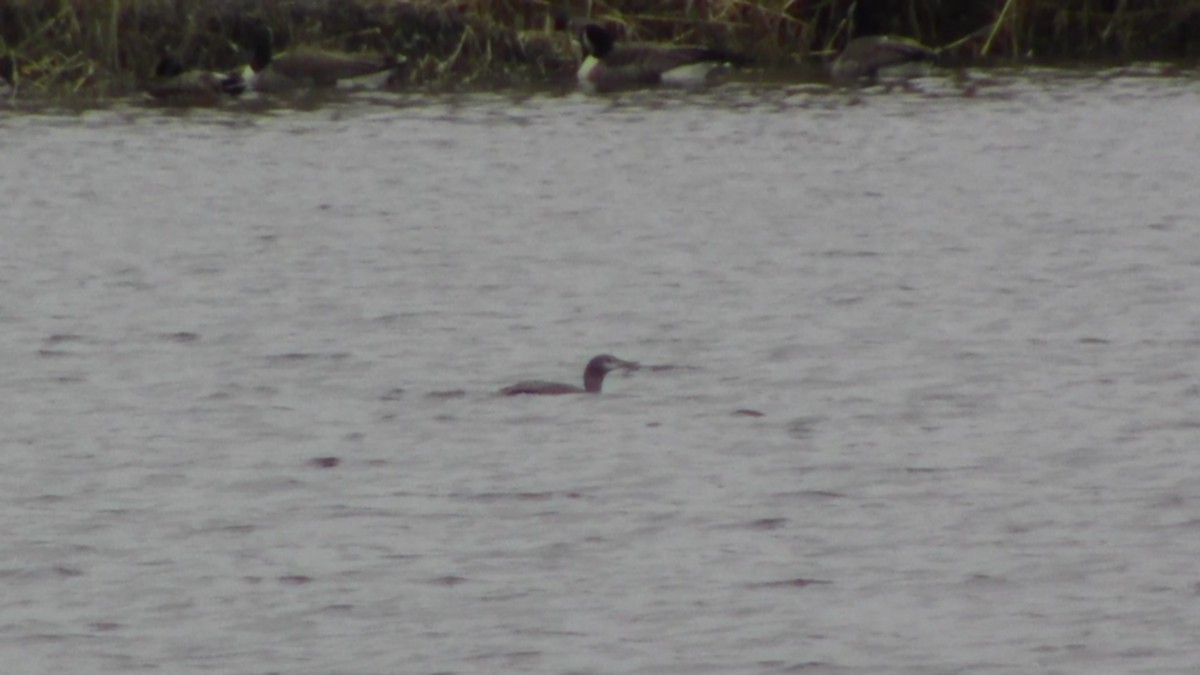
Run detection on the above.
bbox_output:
[2,71,1200,675]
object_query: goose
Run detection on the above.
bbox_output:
[578,24,740,93]
[0,55,16,96]
[500,354,639,396]
[830,35,937,83]
[243,25,396,92]
[145,55,245,103]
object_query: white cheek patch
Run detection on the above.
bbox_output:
[577,56,601,91]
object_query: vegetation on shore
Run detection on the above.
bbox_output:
[1,0,1198,97]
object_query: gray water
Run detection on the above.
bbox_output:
[3,70,1200,674]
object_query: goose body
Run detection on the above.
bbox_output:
[146,56,245,103]
[501,354,638,396]
[578,25,738,93]
[831,35,937,83]
[245,27,395,92]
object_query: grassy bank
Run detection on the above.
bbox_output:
[2,0,1199,97]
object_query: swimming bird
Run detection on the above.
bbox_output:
[500,354,638,396]
[145,55,246,103]
[577,24,741,93]
[243,25,395,92]
[830,35,937,83]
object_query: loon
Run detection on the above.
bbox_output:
[500,354,638,395]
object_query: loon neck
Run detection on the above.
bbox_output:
[582,361,609,393]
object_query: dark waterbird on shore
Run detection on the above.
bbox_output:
[578,24,744,93]
[145,56,245,103]
[830,35,937,83]
[0,55,16,95]
[500,354,639,396]
[243,25,396,92]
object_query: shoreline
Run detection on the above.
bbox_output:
[1,0,1196,98]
